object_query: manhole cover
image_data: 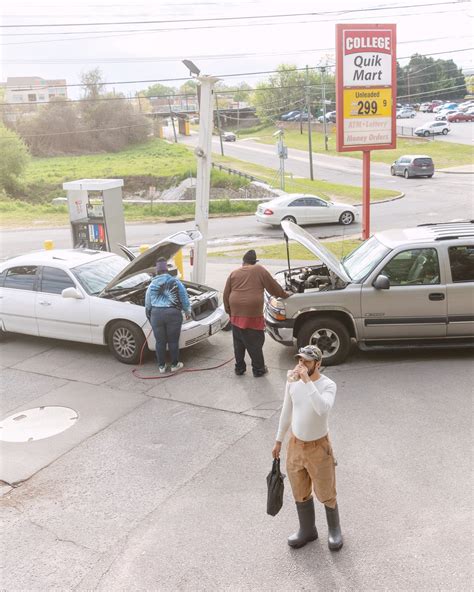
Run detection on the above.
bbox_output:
[0,406,78,443]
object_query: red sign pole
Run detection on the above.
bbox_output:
[362,150,371,239]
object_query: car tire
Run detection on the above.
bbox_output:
[442,128,448,135]
[297,316,351,366]
[339,211,354,225]
[427,174,433,178]
[423,131,430,137]
[390,166,396,176]
[107,320,146,365]
[282,216,297,224]
[404,169,410,179]
[411,113,415,118]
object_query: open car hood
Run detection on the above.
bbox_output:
[101,229,202,294]
[281,220,351,283]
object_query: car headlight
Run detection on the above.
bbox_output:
[268,297,286,320]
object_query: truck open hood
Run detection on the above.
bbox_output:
[101,229,202,294]
[281,220,351,283]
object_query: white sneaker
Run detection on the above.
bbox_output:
[159,365,167,374]
[170,362,184,372]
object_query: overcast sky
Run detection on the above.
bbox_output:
[1,0,473,97]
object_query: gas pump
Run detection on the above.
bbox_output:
[63,178,126,256]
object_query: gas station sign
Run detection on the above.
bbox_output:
[336,24,396,152]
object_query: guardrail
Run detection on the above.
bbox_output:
[211,162,264,183]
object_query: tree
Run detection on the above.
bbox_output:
[397,55,467,103]
[0,125,29,194]
[250,64,335,122]
[143,83,176,98]
[465,75,474,95]
[81,67,106,100]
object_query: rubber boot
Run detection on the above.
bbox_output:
[287,498,318,549]
[325,504,343,551]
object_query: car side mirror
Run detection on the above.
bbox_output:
[373,275,390,290]
[62,287,84,299]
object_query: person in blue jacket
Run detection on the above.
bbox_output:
[145,257,191,373]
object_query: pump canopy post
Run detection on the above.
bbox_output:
[362,151,371,240]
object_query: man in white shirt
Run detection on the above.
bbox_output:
[272,345,343,551]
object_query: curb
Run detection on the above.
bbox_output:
[437,171,474,175]
[353,191,405,207]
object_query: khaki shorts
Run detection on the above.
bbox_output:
[286,433,337,508]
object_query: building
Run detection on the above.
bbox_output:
[5,77,67,104]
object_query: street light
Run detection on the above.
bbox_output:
[181,60,220,284]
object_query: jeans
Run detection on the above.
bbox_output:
[231,324,265,375]
[150,307,183,366]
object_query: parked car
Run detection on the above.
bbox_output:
[447,111,474,122]
[396,108,416,119]
[264,220,474,365]
[0,230,229,364]
[434,110,451,121]
[421,100,443,113]
[433,102,458,113]
[288,111,313,121]
[390,155,434,179]
[414,121,450,136]
[255,194,358,227]
[318,111,336,123]
[280,110,301,121]
[457,101,474,112]
[221,131,237,142]
[419,103,431,112]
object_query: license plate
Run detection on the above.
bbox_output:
[210,320,221,335]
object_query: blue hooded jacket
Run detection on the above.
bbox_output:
[145,273,191,317]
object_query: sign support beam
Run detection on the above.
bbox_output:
[362,150,371,240]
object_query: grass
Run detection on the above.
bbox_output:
[212,153,399,203]
[251,125,474,168]
[0,198,260,228]
[15,138,248,204]
[211,238,362,261]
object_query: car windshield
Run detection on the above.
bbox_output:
[341,237,390,282]
[72,255,151,295]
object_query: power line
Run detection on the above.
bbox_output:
[1,2,467,28]
[2,8,468,44]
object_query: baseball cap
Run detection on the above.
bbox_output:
[294,345,322,362]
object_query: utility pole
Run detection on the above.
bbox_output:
[168,96,178,143]
[305,65,314,180]
[320,66,329,151]
[275,129,287,191]
[193,75,220,284]
[215,94,225,156]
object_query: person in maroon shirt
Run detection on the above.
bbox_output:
[223,249,290,377]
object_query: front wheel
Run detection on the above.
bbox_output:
[404,169,410,179]
[390,166,396,176]
[442,128,448,135]
[282,215,297,224]
[107,320,146,364]
[297,317,351,366]
[423,131,430,137]
[427,174,433,178]
[339,211,354,225]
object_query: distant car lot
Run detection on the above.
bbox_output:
[397,111,473,144]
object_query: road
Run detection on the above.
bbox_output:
[1,139,472,259]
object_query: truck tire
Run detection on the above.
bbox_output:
[107,320,146,364]
[297,316,351,366]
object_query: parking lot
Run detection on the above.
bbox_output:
[397,111,474,145]
[1,255,472,591]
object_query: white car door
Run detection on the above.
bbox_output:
[0,265,39,335]
[304,197,333,223]
[35,266,92,343]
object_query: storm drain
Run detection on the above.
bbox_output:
[0,406,78,443]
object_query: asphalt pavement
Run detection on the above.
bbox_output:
[1,259,473,591]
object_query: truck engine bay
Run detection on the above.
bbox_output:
[279,264,346,293]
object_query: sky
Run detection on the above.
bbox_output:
[1,0,473,98]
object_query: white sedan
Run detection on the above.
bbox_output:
[0,230,228,364]
[255,194,358,227]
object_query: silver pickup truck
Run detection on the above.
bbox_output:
[265,221,474,365]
